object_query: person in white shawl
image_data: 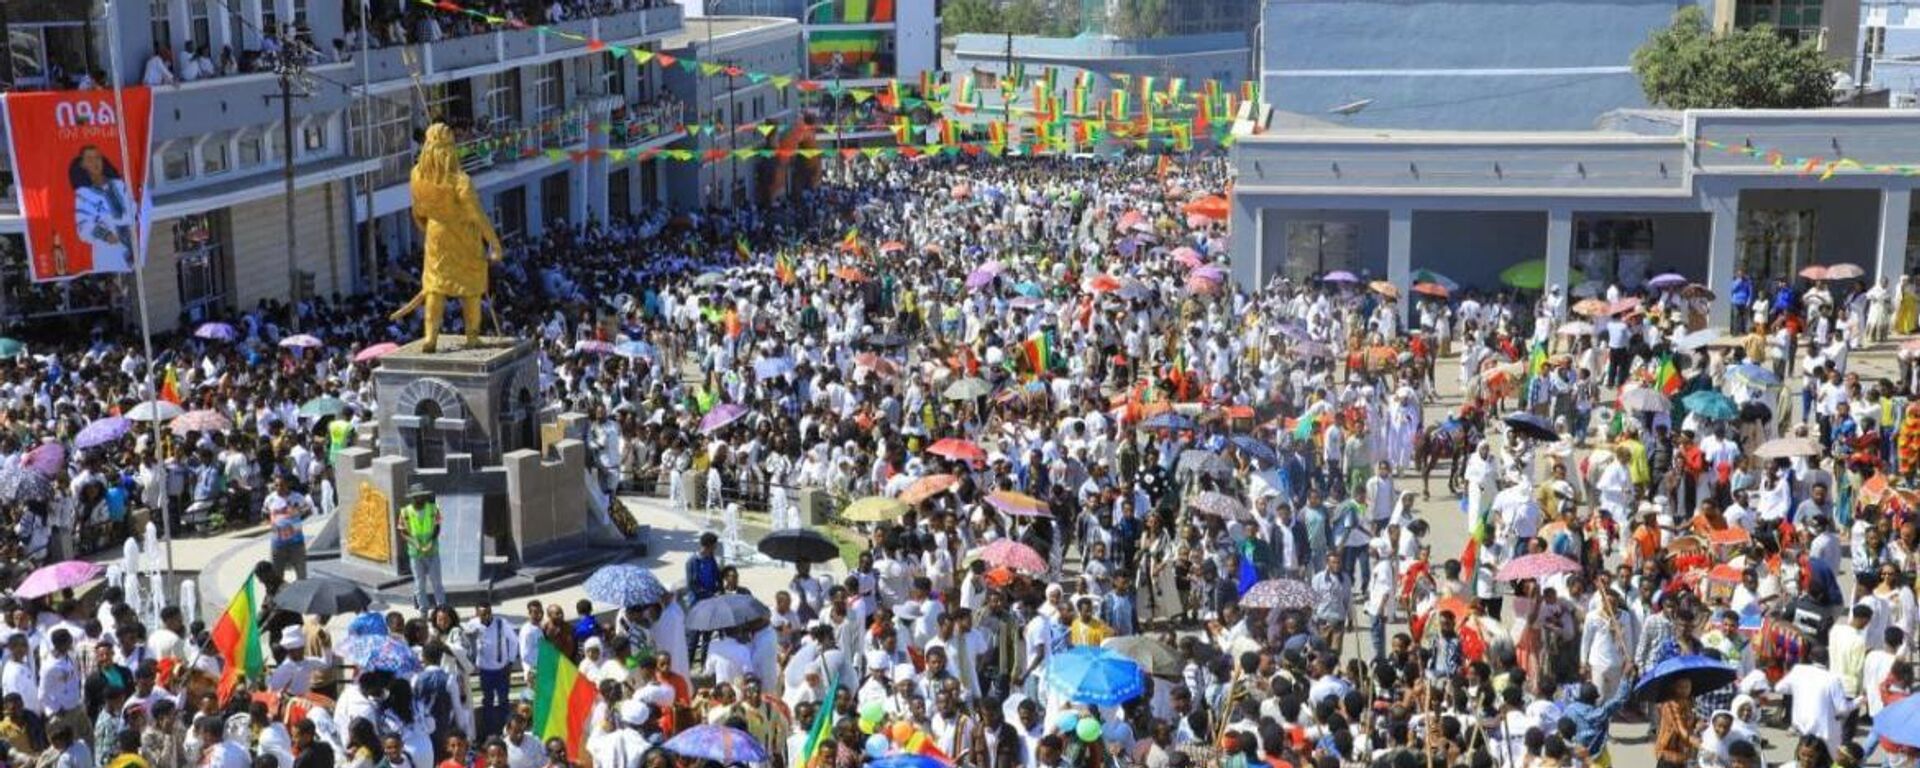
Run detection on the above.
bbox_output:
[70,145,138,275]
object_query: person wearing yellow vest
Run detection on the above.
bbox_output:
[397,484,447,610]
[326,417,352,464]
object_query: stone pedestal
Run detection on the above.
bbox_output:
[373,337,542,468]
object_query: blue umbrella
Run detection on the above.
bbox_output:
[1868,687,1920,749]
[354,637,422,676]
[663,725,768,763]
[1228,434,1277,464]
[347,612,388,637]
[583,564,666,608]
[1045,647,1145,706]
[1681,390,1738,421]
[753,357,794,381]
[1141,412,1196,431]
[613,340,656,361]
[866,758,950,768]
[194,322,238,341]
[1014,281,1044,298]
[1726,363,1780,388]
[73,416,131,450]
[1631,654,1736,702]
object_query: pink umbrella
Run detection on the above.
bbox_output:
[699,403,748,434]
[984,490,1049,518]
[975,539,1048,574]
[965,260,1004,290]
[950,183,972,200]
[1191,265,1227,282]
[1186,275,1222,295]
[575,340,615,356]
[23,442,65,477]
[278,334,323,349]
[16,560,104,599]
[1185,213,1213,229]
[1494,553,1582,582]
[927,438,987,463]
[169,409,233,436]
[354,342,400,363]
[1115,210,1146,232]
[1171,247,1205,269]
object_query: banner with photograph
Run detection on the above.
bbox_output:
[2,87,154,282]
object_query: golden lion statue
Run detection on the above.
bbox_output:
[390,123,503,352]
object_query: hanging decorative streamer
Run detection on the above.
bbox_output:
[1694,138,1920,179]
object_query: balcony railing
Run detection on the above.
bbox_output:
[355,3,683,85]
[612,100,687,147]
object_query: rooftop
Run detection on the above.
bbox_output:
[659,15,799,50]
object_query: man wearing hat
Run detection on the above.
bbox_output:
[265,627,322,696]
[397,484,446,610]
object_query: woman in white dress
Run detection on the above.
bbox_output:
[70,145,138,274]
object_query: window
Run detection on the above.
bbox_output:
[261,0,278,38]
[238,133,264,167]
[534,61,564,120]
[541,171,569,227]
[150,0,173,54]
[188,0,213,51]
[161,144,193,182]
[493,187,526,241]
[1733,0,1828,46]
[601,52,623,97]
[303,122,326,152]
[290,0,310,32]
[1282,221,1356,282]
[201,141,230,175]
[8,28,48,87]
[481,70,521,124]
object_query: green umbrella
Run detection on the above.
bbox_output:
[1680,390,1738,421]
[1499,260,1585,291]
[0,338,23,359]
[299,395,348,418]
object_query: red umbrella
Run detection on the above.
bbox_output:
[974,539,1048,574]
[1183,195,1229,220]
[1085,274,1122,294]
[898,474,960,505]
[834,266,868,283]
[1412,282,1450,299]
[879,241,908,254]
[926,438,987,463]
[1494,553,1581,582]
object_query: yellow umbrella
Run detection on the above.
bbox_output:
[842,496,910,523]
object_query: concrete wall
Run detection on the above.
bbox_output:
[1261,0,1687,130]
[948,31,1249,113]
[228,182,348,308]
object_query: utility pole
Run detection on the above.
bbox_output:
[1003,27,1014,128]
[358,0,377,294]
[269,38,312,331]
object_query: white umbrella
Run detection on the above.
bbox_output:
[126,400,184,422]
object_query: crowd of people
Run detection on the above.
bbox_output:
[1,150,1918,768]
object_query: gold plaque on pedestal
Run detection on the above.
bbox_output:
[346,482,393,562]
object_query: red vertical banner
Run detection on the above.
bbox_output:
[3,87,154,282]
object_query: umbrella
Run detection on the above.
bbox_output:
[14,560,105,599]
[194,322,238,341]
[1322,270,1359,284]
[1411,268,1460,291]
[1369,280,1400,300]
[0,338,23,359]
[347,612,388,638]
[1183,195,1229,220]
[1228,434,1277,464]
[864,332,907,349]
[271,578,374,615]
[353,343,400,363]
[1140,412,1196,431]
[898,474,960,505]
[834,266,868,283]
[574,340,614,356]
[1620,387,1669,414]
[74,416,132,449]
[966,261,1004,289]
[1008,296,1044,310]
[1085,273,1123,293]
[278,334,323,349]
[664,725,769,764]
[1045,647,1145,706]
[1185,213,1213,229]
[1726,363,1780,388]
[1869,689,1920,749]
[878,240,908,254]
[752,357,793,381]
[1412,282,1450,299]
[616,340,658,361]
[1102,636,1182,677]
[1824,262,1865,280]
[943,378,992,401]
[693,272,727,287]
[686,594,770,632]
[1014,281,1044,297]
[1556,321,1594,337]
[757,529,839,563]
[1240,578,1318,610]
[1289,339,1332,358]
[355,638,423,675]
[299,396,348,418]
[1177,450,1233,477]
[0,465,53,503]
[1681,391,1738,421]
[1647,273,1688,290]
[23,443,65,477]
[1673,328,1723,351]
[1754,436,1820,458]
[1499,260,1583,291]
[1170,248,1205,268]
[842,496,910,523]
[1502,412,1559,442]
[1632,654,1736,702]
[698,403,748,434]
[126,401,184,422]
[974,539,1048,574]
[583,564,667,607]
[170,409,233,436]
[1607,297,1642,315]
[984,490,1049,518]
[1572,298,1611,317]
[852,353,898,378]
[1799,265,1828,281]
[1186,491,1249,520]
[926,438,987,463]
[1191,265,1227,283]
[1494,553,1582,582]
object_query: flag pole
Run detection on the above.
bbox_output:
[101,0,176,580]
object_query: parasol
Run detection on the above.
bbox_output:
[1321,271,1358,284]
[664,725,768,764]
[1502,412,1559,442]
[271,578,375,616]
[1102,635,1183,677]
[1619,387,1669,414]
[842,496,910,523]
[1412,282,1449,299]
[1823,262,1865,280]
[898,474,960,506]
[984,490,1049,518]
[757,529,840,563]
[1044,647,1145,706]
[1754,436,1820,458]
[1493,553,1581,582]
[74,416,132,450]
[14,560,105,599]
[1228,434,1277,464]
[1369,280,1400,299]
[1631,654,1736,702]
[1646,273,1688,290]
[926,438,987,463]
[698,403,748,434]
[687,594,770,632]
[299,396,348,418]
[126,400,185,423]
[973,539,1048,574]
[194,322,238,341]
[0,466,53,504]
[583,564,667,607]
[943,378,992,401]
[278,334,323,349]
[1240,578,1318,610]
[1186,491,1249,520]
[169,409,233,436]
[353,342,400,363]
[1680,391,1738,421]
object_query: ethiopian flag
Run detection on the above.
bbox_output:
[211,574,264,702]
[801,668,840,766]
[1020,331,1053,375]
[840,227,860,251]
[1656,354,1682,395]
[734,234,751,262]
[775,253,797,286]
[159,365,182,405]
[532,639,597,760]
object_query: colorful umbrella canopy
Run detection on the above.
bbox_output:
[1726,363,1780,388]
[1102,635,1182,677]
[898,474,960,505]
[1369,280,1400,299]
[74,416,132,450]
[170,409,233,436]
[0,339,23,359]
[1412,282,1450,298]
[1799,265,1828,281]
[699,403,748,434]
[974,539,1048,574]
[1869,688,1920,749]
[0,466,53,503]
[583,564,667,607]
[1499,260,1583,291]
[1646,273,1688,290]
[1493,553,1582,582]
[353,342,400,362]
[1228,434,1277,464]
[984,490,1049,518]
[15,560,104,599]
[1681,390,1738,421]
[354,637,423,675]
[1632,654,1736,702]
[1140,412,1196,431]
[1322,271,1359,284]
[1754,436,1820,458]
[1823,262,1865,280]
[574,340,614,356]
[926,438,986,463]
[1183,195,1229,220]
[1186,491,1249,520]
[1044,647,1145,706]
[22,442,64,477]
[943,378,992,401]
[1240,578,1318,610]
[664,725,769,764]
[300,396,348,418]
[194,322,239,341]
[1572,298,1611,317]
[615,340,657,361]
[843,496,910,523]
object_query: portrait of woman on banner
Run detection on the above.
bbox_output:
[70,144,137,274]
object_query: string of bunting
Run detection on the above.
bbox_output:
[1694,138,1920,180]
[415,0,1254,133]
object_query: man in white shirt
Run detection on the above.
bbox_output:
[1772,648,1856,755]
[703,630,753,686]
[517,600,545,686]
[265,627,324,696]
[39,630,86,744]
[0,633,39,715]
[142,51,176,86]
[465,603,518,739]
[1865,626,1905,716]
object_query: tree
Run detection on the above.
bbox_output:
[1631,6,1836,109]
[1105,0,1169,38]
[943,0,1077,36]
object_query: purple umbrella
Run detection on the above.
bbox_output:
[574,339,614,356]
[15,560,104,599]
[1192,266,1227,283]
[966,260,1005,290]
[1322,270,1359,284]
[22,443,65,477]
[1647,273,1687,290]
[194,322,238,342]
[699,403,748,434]
[74,416,131,450]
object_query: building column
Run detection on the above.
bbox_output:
[1704,187,1740,327]
[525,182,545,239]
[1227,193,1259,288]
[1388,207,1412,325]
[1878,187,1913,287]
[1545,208,1573,306]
